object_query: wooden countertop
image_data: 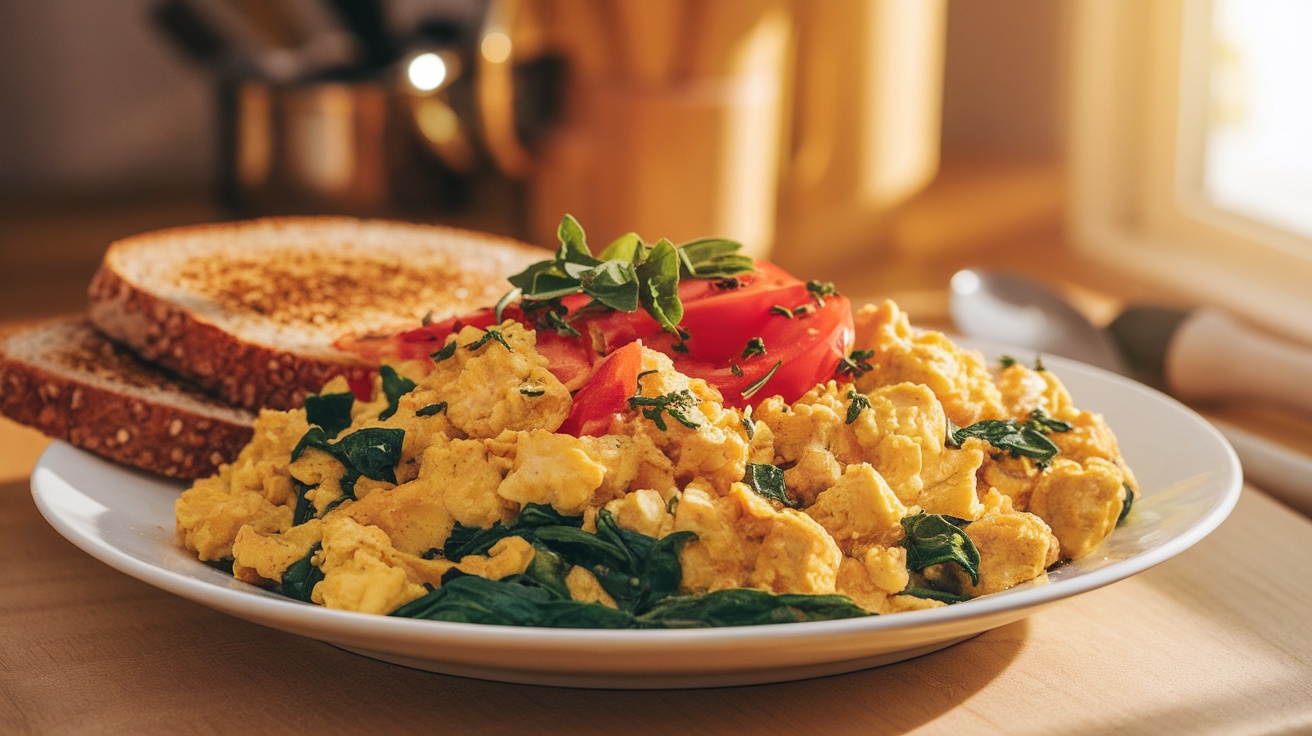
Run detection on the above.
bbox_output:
[4,172,1312,733]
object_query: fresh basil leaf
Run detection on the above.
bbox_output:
[281,543,324,602]
[580,259,641,312]
[556,213,597,265]
[636,238,683,333]
[378,365,417,420]
[901,513,981,585]
[676,238,754,279]
[744,463,793,507]
[303,391,354,438]
[597,232,643,263]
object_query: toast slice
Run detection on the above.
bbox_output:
[87,217,545,411]
[0,318,255,479]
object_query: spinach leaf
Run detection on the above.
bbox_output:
[442,503,583,560]
[291,479,318,525]
[303,390,354,438]
[636,589,869,628]
[897,587,969,604]
[636,238,683,333]
[378,365,416,420]
[282,543,324,602]
[947,408,1072,466]
[744,463,793,507]
[291,426,406,499]
[1118,483,1135,526]
[901,513,981,586]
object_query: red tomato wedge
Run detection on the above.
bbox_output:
[557,341,644,437]
[335,260,855,409]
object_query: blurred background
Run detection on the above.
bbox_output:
[2,0,1311,502]
[0,0,1067,322]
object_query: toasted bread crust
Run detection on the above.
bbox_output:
[89,265,373,410]
[87,217,545,410]
[0,320,255,479]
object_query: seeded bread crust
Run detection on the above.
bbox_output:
[0,319,255,479]
[87,217,546,411]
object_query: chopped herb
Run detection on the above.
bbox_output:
[901,513,981,586]
[666,495,679,515]
[730,364,744,377]
[998,355,1017,369]
[741,412,756,440]
[1035,356,1047,372]
[430,341,457,363]
[741,360,782,400]
[467,328,512,352]
[519,383,547,397]
[845,389,871,424]
[628,390,700,431]
[1118,483,1135,526]
[806,280,838,306]
[744,463,793,507]
[378,365,417,420]
[416,402,448,417]
[741,337,767,359]
[948,409,1072,466]
[836,349,876,380]
[770,305,794,319]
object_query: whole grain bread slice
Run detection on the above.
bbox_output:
[0,318,255,479]
[88,217,545,411]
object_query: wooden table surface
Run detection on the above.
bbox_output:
[3,179,1312,734]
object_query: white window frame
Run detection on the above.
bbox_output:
[1068,0,1312,345]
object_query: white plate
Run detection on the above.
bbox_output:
[30,347,1242,688]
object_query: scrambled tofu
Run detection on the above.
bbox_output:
[176,305,1136,622]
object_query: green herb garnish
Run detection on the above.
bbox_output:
[845,389,871,424]
[467,328,512,352]
[378,365,417,420]
[806,280,838,306]
[503,215,753,337]
[430,341,457,363]
[901,513,981,586]
[947,409,1072,466]
[282,543,324,602]
[769,305,794,319]
[836,349,875,380]
[416,402,448,417]
[744,463,793,507]
[628,390,700,431]
[741,337,767,359]
[741,360,782,400]
[303,390,354,438]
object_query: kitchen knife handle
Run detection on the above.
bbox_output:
[1165,308,1312,414]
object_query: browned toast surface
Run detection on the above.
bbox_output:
[88,217,546,410]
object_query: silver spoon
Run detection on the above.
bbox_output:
[948,269,1126,373]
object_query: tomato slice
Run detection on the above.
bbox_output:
[334,260,854,409]
[557,341,644,437]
